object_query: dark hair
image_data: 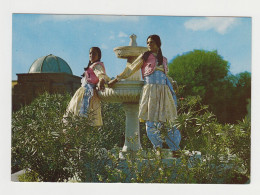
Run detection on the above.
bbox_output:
[82,47,102,76]
[143,35,163,65]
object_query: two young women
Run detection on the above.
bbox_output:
[65,35,181,156]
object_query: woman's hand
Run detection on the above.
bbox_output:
[98,78,105,91]
[108,78,118,88]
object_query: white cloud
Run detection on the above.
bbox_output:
[109,35,115,40]
[38,14,140,23]
[100,44,108,49]
[109,32,115,40]
[118,32,128,38]
[184,17,238,34]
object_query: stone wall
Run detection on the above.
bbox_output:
[12,73,81,111]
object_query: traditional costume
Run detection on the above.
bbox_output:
[64,61,110,126]
[116,53,181,151]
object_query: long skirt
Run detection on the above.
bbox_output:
[139,71,177,123]
[140,70,181,151]
[63,83,103,126]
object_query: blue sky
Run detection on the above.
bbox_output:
[12,14,251,80]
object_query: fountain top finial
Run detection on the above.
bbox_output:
[129,34,137,46]
[113,33,148,59]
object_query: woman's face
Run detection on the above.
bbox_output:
[147,38,159,53]
[89,48,99,63]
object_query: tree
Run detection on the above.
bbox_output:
[230,72,251,121]
[168,49,229,99]
[168,49,250,123]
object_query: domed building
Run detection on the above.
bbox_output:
[12,54,81,111]
[28,54,73,74]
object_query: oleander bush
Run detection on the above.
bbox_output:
[174,95,250,183]
[11,92,250,183]
[12,92,125,182]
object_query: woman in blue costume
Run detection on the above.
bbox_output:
[63,47,110,126]
[109,35,181,157]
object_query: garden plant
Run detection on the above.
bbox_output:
[12,92,250,183]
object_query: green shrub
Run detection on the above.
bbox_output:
[18,170,40,182]
[12,93,250,183]
[12,92,125,182]
[174,96,250,182]
[12,92,74,181]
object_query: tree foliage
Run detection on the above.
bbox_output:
[168,50,229,98]
[168,49,251,123]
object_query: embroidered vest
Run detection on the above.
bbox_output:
[141,53,168,79]
[85,62,106,84]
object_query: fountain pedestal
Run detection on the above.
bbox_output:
[122,103,141,152]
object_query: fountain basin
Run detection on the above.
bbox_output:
[98,80,144,103]
[113,46,148,59]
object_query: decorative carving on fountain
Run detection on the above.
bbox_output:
[98,80,143,103]
[129,34,137,46]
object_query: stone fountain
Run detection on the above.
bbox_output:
[98,34,148,153]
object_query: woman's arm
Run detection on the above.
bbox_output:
[116,53,144,81]
[108,54,144,87]
[93,64,111,91]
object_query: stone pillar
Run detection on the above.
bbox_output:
[122,103,141,152]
